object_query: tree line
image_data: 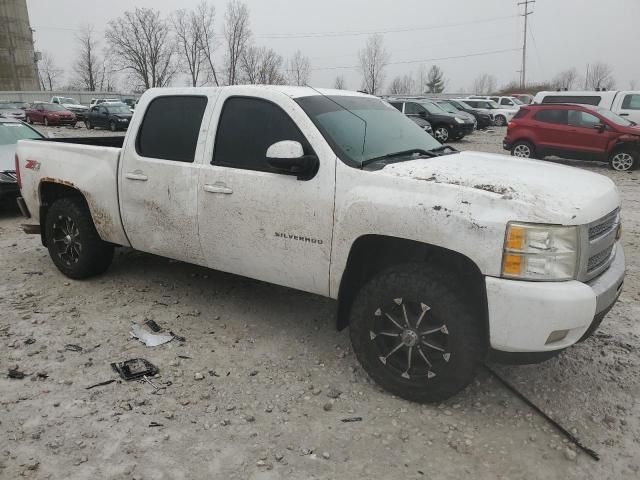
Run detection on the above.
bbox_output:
[36,2,632,96]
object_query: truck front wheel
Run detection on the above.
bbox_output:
[45,198,114,279]
[349,264,486,403]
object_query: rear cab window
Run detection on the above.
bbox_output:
[136,96,208,162]
[542,95,601,106]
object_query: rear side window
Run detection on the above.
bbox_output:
[622,94,640,110]
[136,96,208,162]
[405,103,425,115]
[212,97,309,172]
[542,95,601,106]
[389,102,403,112]
[534,109,568,124]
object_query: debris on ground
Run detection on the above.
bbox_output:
[341,417,363,423]
[8,366,26,379]
[64,344,83,352]
[111,358,159,381]
[85,379,116,390]
[145,319,162,332]
[131,324,173,347]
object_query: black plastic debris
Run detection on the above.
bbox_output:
[149,422,163,427]
[8,367,26,379]
[85,379,116,390]
[145,319,162,332]
[111,359,159,381]
[170,331,186,342]
[340,417,363,423]
[24,338,36,345]
[64,344,83,352]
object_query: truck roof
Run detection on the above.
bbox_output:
[143,85,372,100]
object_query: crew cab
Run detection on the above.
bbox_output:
[15,86,625,403]
[534,90,640,124]
[504,103,640,171]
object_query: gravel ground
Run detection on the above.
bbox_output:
[1,125,639,479]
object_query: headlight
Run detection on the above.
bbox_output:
[454,117,464,124]
[502,222,579,281]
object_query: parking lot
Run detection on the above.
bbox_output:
[1,125,639,480]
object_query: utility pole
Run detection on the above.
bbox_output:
[518,0,535,89]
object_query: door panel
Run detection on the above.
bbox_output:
[197,90,336,296]
[564,110,609,155]
[119,94,214,265]
[615,93,640,124]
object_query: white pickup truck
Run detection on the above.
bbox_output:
[15,86,625,402]
[534,90,640,124]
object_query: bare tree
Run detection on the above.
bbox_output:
[358,34,389,95]
[471,73,497,95]
[240,45,285,85]
[426,65,445,93]
[553,67,580,90]
[333,75,346,90]
[287,50,311,86]
[585,62,615,90]
[172,8,207,87]
[38,52,62,91]
[73,25,101,91]
[97,54,117,92]
[194,1,220,86]
[388,74,414,95]
[106,8,177,90]
[224,0,251,85]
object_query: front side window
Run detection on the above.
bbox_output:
[389,102,403,112]
[296,95,442,167]
[622,94,640,110]
[136,95,208,162]
[213,97,309,172]
[595,107,632,126]
[534,109,568,124]
[568,110,600,128]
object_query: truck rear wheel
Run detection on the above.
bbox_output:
[45,198,114,279]
[349,264,486,403]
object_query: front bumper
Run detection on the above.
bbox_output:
[486,243,625,353]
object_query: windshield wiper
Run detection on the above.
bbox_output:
[361,148,434,167]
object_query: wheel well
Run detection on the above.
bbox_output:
[336,235,488,335]
[39,182,86,246]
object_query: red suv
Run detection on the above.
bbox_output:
[25,102,77,127]
[503,103,640,171]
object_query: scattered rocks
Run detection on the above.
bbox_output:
[563,448,577,461]
[194,372,205,381]
[323,402,333,412]
[326,387,342,399]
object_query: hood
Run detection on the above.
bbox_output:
[63,103,88,110]
[378,151,619,225]
[0,144,16,171]
[114,113,133,119]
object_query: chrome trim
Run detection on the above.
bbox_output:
[577,209,620,282]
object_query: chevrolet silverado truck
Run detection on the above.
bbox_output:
[15,86,625,402]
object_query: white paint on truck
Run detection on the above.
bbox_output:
[534,90,640,123]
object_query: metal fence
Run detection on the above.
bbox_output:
[0,91,139,105]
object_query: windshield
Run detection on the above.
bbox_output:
[60,97,79,104]
[0,122,43,145]
[597,107,633,126]
[296,95,442,166]
[436,101,458,114]
[511,97,524,105]
[43,104,66,111]
[107,105,131,114]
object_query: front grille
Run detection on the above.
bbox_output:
[588,244,614,272]
[589,209,618,239]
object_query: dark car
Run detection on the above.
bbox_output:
[408,116,433,135]
[0,102,27,121]
[85,103,133,131]
[432,100,477,129]
[25,102,77,126]
[0,117,44,201]
[503,103,640,171]
[388,99,474,142]
[444,99,494,130]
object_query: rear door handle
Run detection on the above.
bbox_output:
[125,171,148,181]
[203,183,233,194]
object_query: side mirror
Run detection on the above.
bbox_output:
[593,123,606,133]
[266,140,318,181]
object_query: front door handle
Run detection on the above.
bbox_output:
[203,183,233,194]
[125,171,148,181]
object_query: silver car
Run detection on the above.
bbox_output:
[0,117,44,200]
[0,102,27,122]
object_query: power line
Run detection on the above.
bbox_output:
[311,48,521,71]
[518,0,535,88]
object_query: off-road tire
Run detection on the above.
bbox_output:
[349,264,486,403]
[45,197,114,279]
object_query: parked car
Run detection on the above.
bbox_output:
[503,103,640,171]
[533,90,640,124]
[408,116,433,135]
[511,93,534,104]
[51,96,89,120]
[15,86,625,403]
[445,99,494,129]
[455,98,516,126]
[0,117,44,201]
[388,98,475,142]
[468,95,523,110]
[90,98,121,107]
[85,103,133,131]
[0,101,27,121]
[431,100,477,129]
[25,102,77,126]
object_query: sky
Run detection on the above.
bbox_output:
[25,0,640,93]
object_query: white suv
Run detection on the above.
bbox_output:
[469,95,523,110]
[454,98,516,127]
